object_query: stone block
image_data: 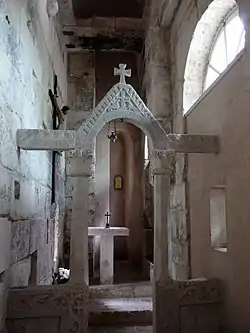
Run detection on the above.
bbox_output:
[30,218,46,254]
[9,258,31,287]
[115,18,143,30]
[75,89,94,111]
[93,17,115,28]
[37,243,53,285]
[75,18,92,26]
[134,284,153,298]
[66,158,93,177]
[10,179,49,221]
[10,220,30,265]
[0,106,22,172]
[68,53,94,81]
[30,218,54,285]
[0,168,12,215]
[0,218,11,274]
[66,110,91,129]
[65,177,74,197]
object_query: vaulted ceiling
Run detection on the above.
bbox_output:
[72,0,145,18]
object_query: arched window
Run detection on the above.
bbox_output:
[204,8,245,90]
[183,0,246,113]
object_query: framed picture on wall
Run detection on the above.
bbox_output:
[114,175,123,190]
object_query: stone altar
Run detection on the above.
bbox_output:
[88,227,129,285]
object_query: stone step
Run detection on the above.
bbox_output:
[88,326,153,333]
[89,282,152,299]
[89,297,152,326]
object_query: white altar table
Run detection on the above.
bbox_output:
[88,227,129,285]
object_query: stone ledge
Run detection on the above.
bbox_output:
[89,282,152,299]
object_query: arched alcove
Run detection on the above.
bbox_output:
[109,123,144,268]
[183,0,243,113]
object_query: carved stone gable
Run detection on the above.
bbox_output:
[76,64,167,149]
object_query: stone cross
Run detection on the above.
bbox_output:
[105,212,111,228]
[114,64,131,84]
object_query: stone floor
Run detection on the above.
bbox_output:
[89,297,152,312]
[89,282,153,331]
[89,297,152,326]
[88,326,153,332]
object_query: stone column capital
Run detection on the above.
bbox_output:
[151,150,176,174]
[68,148,94,159]
[67,149,94,177]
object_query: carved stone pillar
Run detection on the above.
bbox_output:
[152,161,171,283]
[152,151,178,333]
[145,27,171,119]
[69,150,92,285]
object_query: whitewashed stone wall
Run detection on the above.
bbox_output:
[144,0,248,280]
[0,0,67,330]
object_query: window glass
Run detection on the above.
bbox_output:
[204,9,245,91]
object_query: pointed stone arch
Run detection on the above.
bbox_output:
[76,82,167,150]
